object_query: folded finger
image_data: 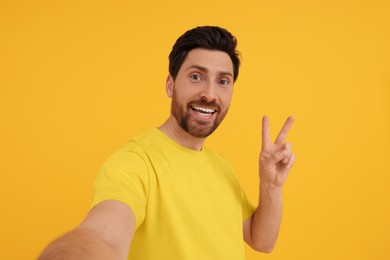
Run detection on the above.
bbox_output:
[286,154,296,168]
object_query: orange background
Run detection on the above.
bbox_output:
[1,0,389,259]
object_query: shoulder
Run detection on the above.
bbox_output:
[102,129,158,169]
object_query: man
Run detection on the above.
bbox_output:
[39,26,295,259]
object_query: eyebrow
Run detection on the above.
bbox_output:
[186,65,233,78]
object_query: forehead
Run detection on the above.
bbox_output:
[180,48,233,75]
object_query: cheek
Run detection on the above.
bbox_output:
[175,88,199,102]
[220,90,233,106]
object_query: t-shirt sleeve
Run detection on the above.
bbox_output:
[241,187,257,221]
[215,151,257,221]
[91,148,149,229]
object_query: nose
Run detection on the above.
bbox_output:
[199,83,217,102]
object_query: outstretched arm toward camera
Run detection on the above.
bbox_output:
[38,200,135,260]
[244,116,295,253]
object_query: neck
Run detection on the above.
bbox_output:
[158,115,206,151]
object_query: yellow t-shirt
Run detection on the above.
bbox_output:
[92,128,256,259]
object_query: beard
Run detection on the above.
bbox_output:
[171,90,229,138]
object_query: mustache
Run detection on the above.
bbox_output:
[188,99,221,111]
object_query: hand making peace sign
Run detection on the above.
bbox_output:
[260,116,296,187]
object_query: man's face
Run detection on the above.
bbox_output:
[167,48,234,138]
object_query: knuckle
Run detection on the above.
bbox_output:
[275,150,287,160]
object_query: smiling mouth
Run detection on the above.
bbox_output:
[190,106,217,117]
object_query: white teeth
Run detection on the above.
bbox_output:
[192,106,215,113]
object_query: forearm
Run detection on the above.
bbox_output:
[250,184,283,253]
[38,228,126,260]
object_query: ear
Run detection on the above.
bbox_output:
[166,74,174,98]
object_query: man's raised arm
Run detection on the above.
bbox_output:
[243,116,296,253]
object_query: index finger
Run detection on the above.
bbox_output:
[274,116,294,144]
[262,115,271,146]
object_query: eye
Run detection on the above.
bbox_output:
[218,79,231,86]
[189,73,202,81]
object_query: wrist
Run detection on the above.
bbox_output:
[259,183,283,202]
[260,182,283,193]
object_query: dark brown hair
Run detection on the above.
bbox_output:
[168,26,240,82]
